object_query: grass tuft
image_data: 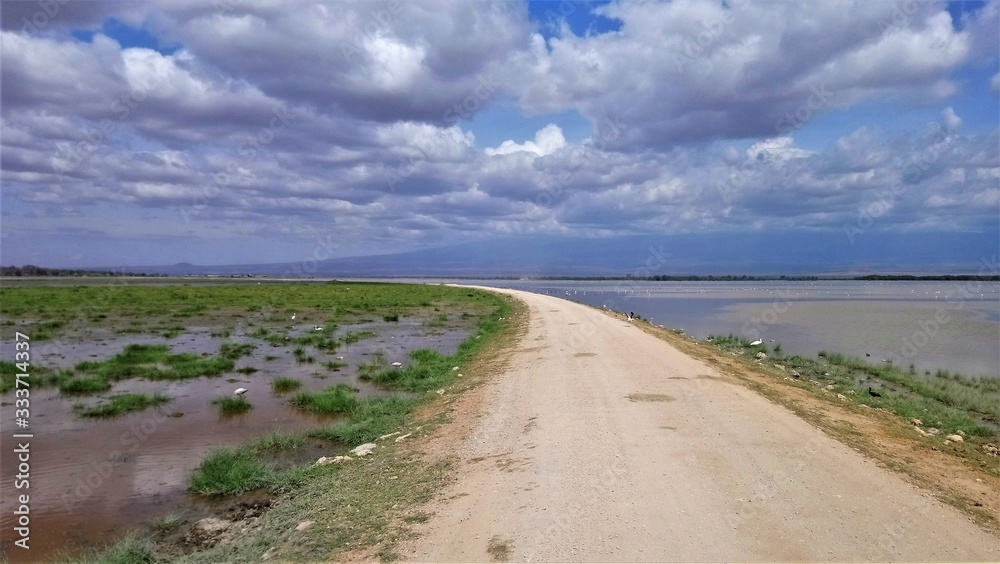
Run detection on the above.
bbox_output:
[212,395,252,413]
[74,393,170,418]
[271,377,302,393]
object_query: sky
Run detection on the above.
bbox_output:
[1,0,998,272]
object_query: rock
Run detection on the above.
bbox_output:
[395,433,412,443]
[379,431,401,441]
[186,517,231,547]
[295,520,313,532]
[261,548,276,560]
[316,455,352,465]
[982,443,999,457]
[452,366,460,371]
[825,384,835,391]
[837,393,846,401]
[927,427,940,436]
[946,434,964,443]
[956,429,966,437]
[911,418,923,426]
[915,427,928,436]
[791,371,800,378]
[775,364,785,371]
[755,352,767,360]
[436,388,445,395]
[457,373,464,378]
[351,443,376,457]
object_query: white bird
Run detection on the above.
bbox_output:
[314,326,323,331]
[750,339,763,346]
[391,362,402,368]
[291,313,296,320]
[234,388,248,397]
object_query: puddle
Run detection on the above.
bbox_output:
[0,316,476,560]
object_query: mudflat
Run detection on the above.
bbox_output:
[404,287,1000,562]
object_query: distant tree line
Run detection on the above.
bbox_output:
[853,274,1000,282]
[0,265,163,277]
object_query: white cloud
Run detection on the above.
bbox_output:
[941,106,963,134]
[486,124,566,156]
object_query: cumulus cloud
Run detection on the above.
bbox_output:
[1,0,997,266]
[485,124,566,156]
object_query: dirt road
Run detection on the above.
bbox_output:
[405,288,1000,562]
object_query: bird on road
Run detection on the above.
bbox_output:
[234,387,248,397]
[750,339,763,346]
[868,387,881,398]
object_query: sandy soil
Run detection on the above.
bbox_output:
[403,288,1000,562]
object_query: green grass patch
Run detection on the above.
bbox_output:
[708,334,1000,437]
[289,383,359,414]
[219,342,255,360]
[211,396,252,413]
[343,330,376,344]
[74,344,235,381]
[74,393,170,418]
[59,374,112,394]
[189,447,276,495]
[0,361,61,393]
[271,377,301,393]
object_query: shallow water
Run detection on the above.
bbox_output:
[472,279,1000,378]
[0,316,474,560]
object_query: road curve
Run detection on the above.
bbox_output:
[405,288,1000,562]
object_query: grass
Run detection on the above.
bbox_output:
[0,360,61,393]
[271,377,302,393]
[293,347,315,364]
[219,342,255,360]
[709,334,1000,437]
[152,514,185,535]
[189,447,277,495]
[0,281,515,561]
[324,360,347,371]
[74,344,235,381]
[288,383,360,414]
[59,374,112,394]
[74,393,170,418]
[343,330,376,344]
[68,534,158,564]
[361,348,455,392]
[211,396,252,413]
[235,366,259,375]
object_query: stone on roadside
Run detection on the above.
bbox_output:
[351,443,376,457]
[837,393,846,401]
[945,434,964,443]
[395,433,412,443]
[911,418,922,426]
[436,388,445,395]
[316,455,352,465]
[296,520,314,531]
[927,427,940,436]
[956,429,966,437]
[825,384,835,391]
[756,352,767,360]
[378,431,401,441]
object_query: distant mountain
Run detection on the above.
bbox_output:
[104,230,999,278]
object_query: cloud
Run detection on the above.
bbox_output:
[1,0,997,267]
[485,124,566,156]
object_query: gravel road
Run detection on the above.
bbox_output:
[406,288,1000,562]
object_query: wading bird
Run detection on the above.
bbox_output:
[750,339,763,346]
[868,387,881,398]
[234,387,248,397]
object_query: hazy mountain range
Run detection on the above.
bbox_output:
[106,231,999,278]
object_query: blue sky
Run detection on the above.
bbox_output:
[1,0,998,272]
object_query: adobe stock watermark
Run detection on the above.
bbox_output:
[52,70,168,186]
[383,73,498,193]
[899,254,999,361]
[60,409,171,510]
[179,105,293,223]
[17,0,71,35]
[739,288,800,340]
[843,121,951,243]
[340,0,405,63]
[671,0,750,72]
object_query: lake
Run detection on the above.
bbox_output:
[467,280,1000,378]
